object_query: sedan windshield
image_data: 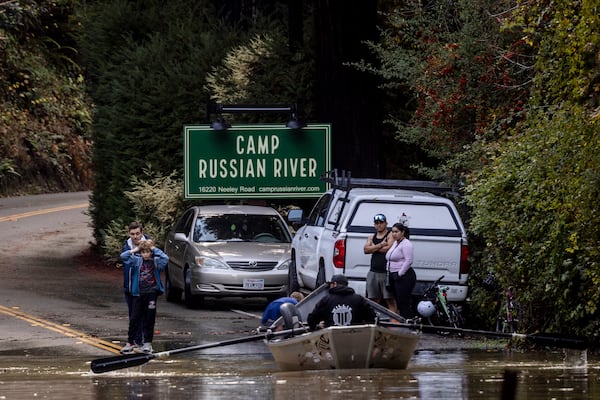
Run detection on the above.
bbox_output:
[193,214,291,243]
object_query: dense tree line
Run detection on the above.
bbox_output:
[466,1,600,338]
[1,0,598,340]
[363,0,599,337]
[75,0,392,248]
[0,0,92,195]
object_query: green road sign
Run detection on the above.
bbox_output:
[184,124,331,199]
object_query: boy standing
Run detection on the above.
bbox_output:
[121,221,150,346]
[120,239,168,354]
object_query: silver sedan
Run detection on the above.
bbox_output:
[164,205,292,308]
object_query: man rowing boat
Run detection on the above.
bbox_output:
[306,274,376,330]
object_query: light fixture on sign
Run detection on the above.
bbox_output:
[210,115,230,131]
[206,101,305,130]
[286,111,303,129]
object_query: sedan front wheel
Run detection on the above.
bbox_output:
[165,270,182,303]
[184,268,204,309]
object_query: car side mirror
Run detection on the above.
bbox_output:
[174,232,187,241]
[287,209,306,231]
[287,209,304,224]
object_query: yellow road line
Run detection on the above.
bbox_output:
[0,203,89,223]
[0,304,121,354]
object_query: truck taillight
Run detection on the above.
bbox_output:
[333,239,346,269]
[460,243,471,274]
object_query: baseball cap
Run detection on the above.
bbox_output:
[373,214,386,223]
[327,274,348,286]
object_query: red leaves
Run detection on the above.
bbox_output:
[439,65,453,76]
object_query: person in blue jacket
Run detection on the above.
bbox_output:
[121,221,150,346]
[261,292,304,326]
[120,239,168,354]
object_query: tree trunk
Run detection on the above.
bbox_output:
[313,1,383,178]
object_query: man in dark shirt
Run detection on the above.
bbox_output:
[363,213,397,313]
[307,275,376,330]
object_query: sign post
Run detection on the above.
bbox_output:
[184,124,331,199]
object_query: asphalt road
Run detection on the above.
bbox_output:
[0,192,267,360]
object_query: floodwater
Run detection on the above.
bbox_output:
[1,348,598,399]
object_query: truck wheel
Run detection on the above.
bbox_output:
[287,257,300,294]
[315,262,326,288]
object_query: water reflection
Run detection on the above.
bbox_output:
[0,350,598,399]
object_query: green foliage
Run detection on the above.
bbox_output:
[466,107,600,337]
[0,158,20,180]
[206,32,314,116]
[506,0,600,107]
[358,0,600,339]
[0,0,92,195]
[124,168,184,245]
[76,0,315,246]
[463,1,600,339]
[101,167,184,262]
[77,0,227,241]
[355,0,531,182]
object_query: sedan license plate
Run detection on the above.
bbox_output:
[243,278,264,290]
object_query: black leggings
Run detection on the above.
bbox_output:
[392,267,416,318]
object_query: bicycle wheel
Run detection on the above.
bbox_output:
[447,304,463,329]
[427,306,444,326]
[428,304,453,328]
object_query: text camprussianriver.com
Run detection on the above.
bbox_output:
[197,185,321,194]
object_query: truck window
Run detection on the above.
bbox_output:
[349,201,461,232]
[327,198,344,225]
[307,193,331,226]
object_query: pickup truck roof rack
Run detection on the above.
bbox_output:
[321,169,459,196]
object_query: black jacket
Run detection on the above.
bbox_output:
[307,286,376,329]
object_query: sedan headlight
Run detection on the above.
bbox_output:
[277,259,292,270]
[194,256,230,270]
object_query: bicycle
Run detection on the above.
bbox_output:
[495,287,521,333]
[416,275,463,328]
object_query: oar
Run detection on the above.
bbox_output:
[380,321,588,350]
[91,327,306,374]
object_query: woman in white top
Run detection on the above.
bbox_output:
[386,223,416,318]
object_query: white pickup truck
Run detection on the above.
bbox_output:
[287,172,470,303]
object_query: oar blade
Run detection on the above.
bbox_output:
[91,352,155,374]
[379,321,589,350]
